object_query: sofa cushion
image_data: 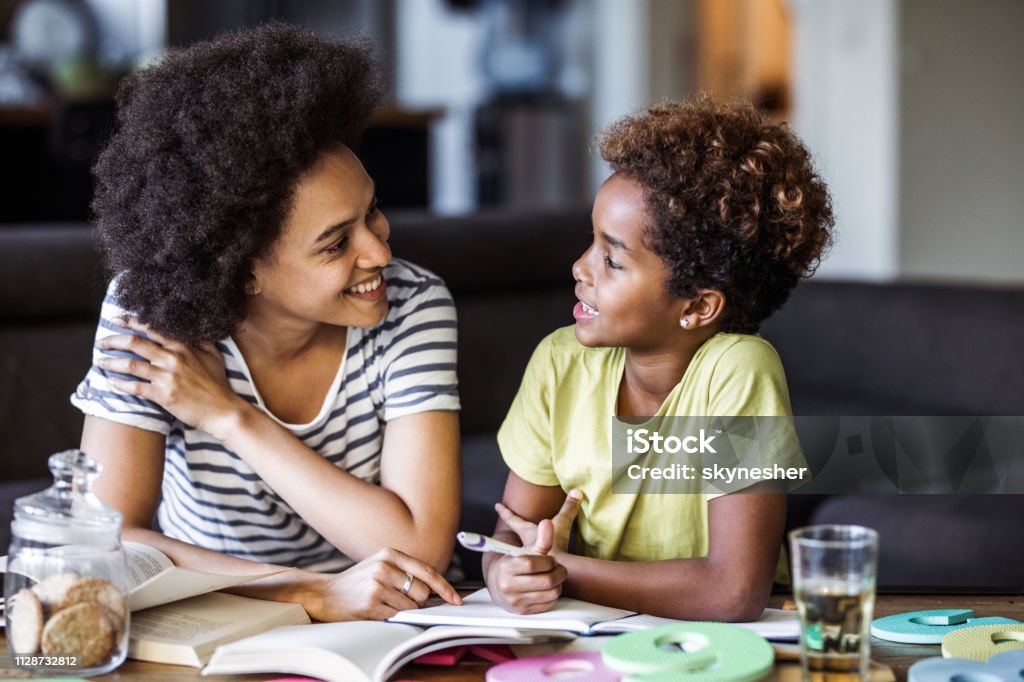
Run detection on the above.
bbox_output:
[0,226,105,319]
[763,281,1024,415]
[0,477,51,551]
[811,494,1024,589]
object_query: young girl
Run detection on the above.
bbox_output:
[71,24,462,621]
[484,97,834,621]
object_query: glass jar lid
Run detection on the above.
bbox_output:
[12,449,122,545]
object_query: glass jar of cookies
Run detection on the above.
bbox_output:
[4,449,129,675]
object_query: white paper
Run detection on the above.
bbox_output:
[591,608,800,641]
[389,587,634,633]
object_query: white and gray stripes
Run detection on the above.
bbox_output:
[71,259,459,573]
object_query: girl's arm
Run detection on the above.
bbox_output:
[82,415,460,621]
[557,491,785,621]
[95,321,461,572]
[489,473,785,621]
[482,473,578,614]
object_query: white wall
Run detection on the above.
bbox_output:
[588,0,697,194]
[394,0,697,210]
[88,0,166,64]
[898,0,1024,284]
[790,0,901,281]
[394,0,485,214]
[791,0,1024,285]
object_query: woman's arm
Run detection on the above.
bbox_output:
[487,473,785,621]
[95,321,461,571]
[218,407,460,570]
[81,415,460,621]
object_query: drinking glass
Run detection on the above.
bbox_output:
[789,525,878,682]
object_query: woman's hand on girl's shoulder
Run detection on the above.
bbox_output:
[96,316,250,439]
[306,547,462,622]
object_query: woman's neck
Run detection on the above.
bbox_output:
[233,314,341,364]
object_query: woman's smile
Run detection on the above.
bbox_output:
[344,273,387,301]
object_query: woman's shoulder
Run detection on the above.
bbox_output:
[384,259,447,294]
[381,259,454,317]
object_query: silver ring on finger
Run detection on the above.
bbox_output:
[400,572,414,595]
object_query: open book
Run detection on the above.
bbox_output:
[122,541,290,611]
[389,588,800,640]
[203,621,574,682]
[129,591,310,667]
[122,542,308,667]
[0,542,288,612]
[1,542,307,666]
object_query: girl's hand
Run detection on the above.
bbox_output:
[309,547,462,621]
[485,491,582,614]
[496,489,583,558]
[95,317,249,439]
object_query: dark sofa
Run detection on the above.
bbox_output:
[2,211,1022,589]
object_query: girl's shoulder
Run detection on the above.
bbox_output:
[699,332,783,373]
[537,325,620,364]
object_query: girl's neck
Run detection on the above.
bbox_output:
[618,327,720,416]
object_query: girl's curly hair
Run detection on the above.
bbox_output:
[599,96,834,333]
[92,22,382,343]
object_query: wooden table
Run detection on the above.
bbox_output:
[3,594,1020,681]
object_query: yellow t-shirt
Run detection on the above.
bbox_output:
[497,325,802,563]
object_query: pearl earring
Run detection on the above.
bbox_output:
[680,319,689,328]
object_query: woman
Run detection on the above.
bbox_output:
[71,23,462,621]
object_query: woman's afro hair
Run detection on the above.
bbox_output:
[599,96,835,333]
[92,22,382,343]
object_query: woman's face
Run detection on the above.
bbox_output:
[250,146,392,330]
[572,173,683,351]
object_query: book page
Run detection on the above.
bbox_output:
[128,592,310,666]
[3,545,291,613]
[124,541,175,588]
[589,608,800,640]
[131,592,307,645]
[388,588,634,633]
[205,621,574,682]
[375,626,576,680]
[126,542,293,612]
[205,621,425,682]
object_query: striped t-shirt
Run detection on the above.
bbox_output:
[71,259,459,572]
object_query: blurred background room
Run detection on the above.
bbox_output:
[1,0,1022,588]
[1,0,1022,282]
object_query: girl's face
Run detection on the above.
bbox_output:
[249,146,392,330]
[572,173,683,351]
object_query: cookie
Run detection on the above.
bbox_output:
[56,577,128,634]
[31,572,80,613]
[8,588,44,654]
[41,601,115,668]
